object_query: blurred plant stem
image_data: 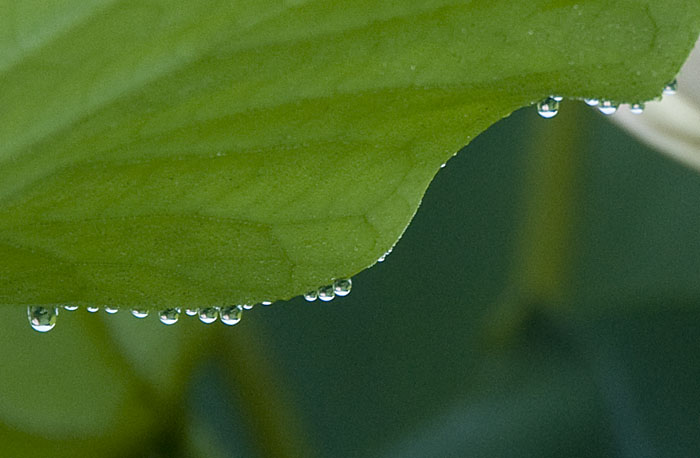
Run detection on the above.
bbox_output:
[214,320,318,458]
[484,105,585,344]
[182,417,235,458]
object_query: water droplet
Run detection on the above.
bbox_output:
[159,308,180,325]
[584,98,599,106]
[28,306,58,333]
[242,304,255,310]
[333,278,352,297]
[551,95,564,102]
[261,301,273,306]
[598,100,618,115]
[304,290,318,302]
[131,308,149,318]
[220,306,243,326]
[318,285,335,302]
[537,97,559,118]
[184,308,198,317]
[63,305,79,311]
[86,306,100,313]
[105,306,119,314]
[630,103,645,114]
[377,246,394,263]
[663,79,678,95]
[440,163,446,168]
[198,307,219,324]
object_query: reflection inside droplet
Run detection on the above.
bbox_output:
[159,308,180,325]
[334,278,352,297]
[220,306,243,326]
[598,100,618,115]
[131,308,149,318]
[318,285,335,302]
[537,97,560,119]
[28,306,58,333]
[198,307,219,324]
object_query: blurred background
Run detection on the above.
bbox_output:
[2,100,700,458]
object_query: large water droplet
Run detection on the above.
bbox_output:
[198,307,219,324]
[318,285,335,302]
[159,308,180,325]
[663,79,678,95]
[131,308,149,318]
[220,306,243,326]
[630,103,645,114]
[584,98,600,106]
[184,308,198,317]
[537,97,559,118]
[333,278,352,297]
[105,306,119,314]
[86,306,100,313]
[304,290,318,302]
[598,100,618,115]
[63,305,79,311]
[28,306,58,333]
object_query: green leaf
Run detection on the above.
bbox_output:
[0,306,211,457]
[1,1,699,309]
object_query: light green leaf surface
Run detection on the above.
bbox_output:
[1,1,699,309]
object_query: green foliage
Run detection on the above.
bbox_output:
[1,1,699,309]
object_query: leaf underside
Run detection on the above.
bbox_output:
[1,0,699,309]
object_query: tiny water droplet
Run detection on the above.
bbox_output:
[318,285,335,302]
[377,246,393,263]
[440,163,446,168]
[598,100,618,115]
[333,278,352,297]
[198,307,219,324]
[159,308,180,325]
[537,97,559,118]
[304,290,318,302]
[261,301,273,306]
[220,306,243,326]
[131,308,149,318]
[242,304,255,310]
[551,95,564,102]
[105,306,119,314]
[87,306,100,313]
[630,103,645,114]
[663,79,678,95]
[28,306,58,333]
[63,305,79,311]
[184,308,198,317]
[584,98,599,106]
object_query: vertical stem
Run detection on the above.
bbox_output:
[215,319,318,458]
[485,104,586,342]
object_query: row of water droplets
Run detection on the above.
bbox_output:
[303,278,352,302]
[27,278,353,332]
[536,79,677,119]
